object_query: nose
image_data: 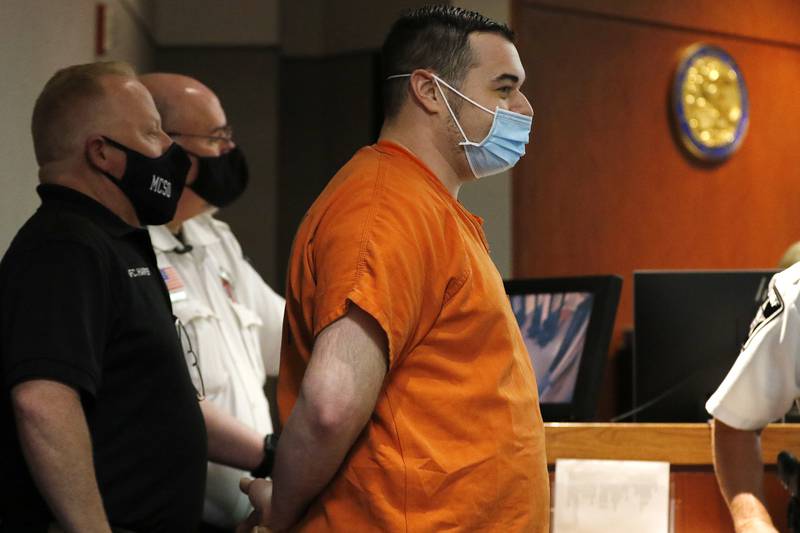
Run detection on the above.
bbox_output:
[220,138,236,154]
[513,91,534,117]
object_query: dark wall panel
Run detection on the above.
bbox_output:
[277,52,378,287]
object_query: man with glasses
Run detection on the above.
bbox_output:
[0,62,205,532]
[140,73,285,532]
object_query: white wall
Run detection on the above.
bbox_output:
[0,0,155,254]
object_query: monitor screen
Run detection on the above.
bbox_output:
[505,276,622,421]
[510,291,593,403]
[633,270,777,422]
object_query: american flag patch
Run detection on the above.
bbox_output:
[160,266,187,302]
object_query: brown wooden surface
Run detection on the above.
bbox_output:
[545,423,797,532]
[521,0,800,47]
[545,422,800,464]
[511,1,800,345]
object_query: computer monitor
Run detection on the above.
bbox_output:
[505,275,622,421]
[632,270,777,422]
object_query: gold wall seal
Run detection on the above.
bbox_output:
[672,44,749,162]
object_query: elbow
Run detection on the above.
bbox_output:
[11,380,82,431]
[299,387,368,440]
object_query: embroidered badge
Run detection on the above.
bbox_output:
[127,266,151,278]
[160,266,187,303]
[743,279,783,349]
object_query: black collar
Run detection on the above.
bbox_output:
[36,184,141,238]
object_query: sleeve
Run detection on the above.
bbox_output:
[705,275,800,430]
[311,172,431,369]
[1,240,110,396]
[242,260,285,377]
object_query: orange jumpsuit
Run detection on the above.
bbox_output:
[278,141,549,532]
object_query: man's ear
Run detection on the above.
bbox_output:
[407,69,443,115]
[85,136,114,174]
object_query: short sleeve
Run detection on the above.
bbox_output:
[1,240,110,395]
[706,276,800,430]
[311,172,429,368]
[244,260,285,377]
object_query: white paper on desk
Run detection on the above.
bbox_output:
[553,458,670,533]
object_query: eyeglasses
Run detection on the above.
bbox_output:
[167,125,234,146]
[175,318,206,400]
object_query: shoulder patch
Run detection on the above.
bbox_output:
[743,279,784,349]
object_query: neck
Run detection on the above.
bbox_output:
[40,165,141,227]
[379,119,467,199]
[166,219,183,234]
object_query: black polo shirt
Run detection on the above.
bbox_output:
[0,185,206,532]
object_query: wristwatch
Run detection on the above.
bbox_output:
[251,433,279,478]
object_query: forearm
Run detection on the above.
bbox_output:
[711,418,775,532]
[200,399,265,470]
[262,305,388,530]
[12,380,111,533]
[268,394,364,530]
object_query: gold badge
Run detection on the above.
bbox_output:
[672,44,749,162]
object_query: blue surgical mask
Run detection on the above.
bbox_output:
[387,73,533,179]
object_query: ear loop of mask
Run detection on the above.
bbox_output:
[386,73,496,147]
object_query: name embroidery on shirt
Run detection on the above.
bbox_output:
[128,267,151,278]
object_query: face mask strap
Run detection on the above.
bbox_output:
[385,73,497,145]
[101,135,128,153]
[432,77,473,145]
[431,74,495,115]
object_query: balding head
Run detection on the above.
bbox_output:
[140,73,226,136]
[140,73,235,226]
[31,61,137,166]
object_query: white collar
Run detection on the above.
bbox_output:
[148,210,220,253]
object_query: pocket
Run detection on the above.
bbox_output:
[229,300,263,328]
[173,299,230,397]
[228,301,266,378]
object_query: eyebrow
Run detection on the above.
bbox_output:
[209,124,229,134]
[493,73,520,84]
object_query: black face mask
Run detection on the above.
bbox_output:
[187,147,249,208]
[100,136,191,225]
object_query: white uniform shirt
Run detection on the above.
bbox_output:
[148,212,285,527]
[706,263,800,430]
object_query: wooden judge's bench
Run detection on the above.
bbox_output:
[545,423,800,532]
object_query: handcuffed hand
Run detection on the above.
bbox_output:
[236,477,274,533]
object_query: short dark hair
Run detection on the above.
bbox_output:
[381,5,514,119]
[31,61,136,165]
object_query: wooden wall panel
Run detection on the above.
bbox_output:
[512,1,800,342]
[522,0,800,47]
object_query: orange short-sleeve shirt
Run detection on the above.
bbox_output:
[278,141,549,532]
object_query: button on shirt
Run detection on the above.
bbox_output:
[0,185,206,533]
[148,211,285,527]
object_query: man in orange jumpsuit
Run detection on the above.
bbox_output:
[240,5,546,532]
